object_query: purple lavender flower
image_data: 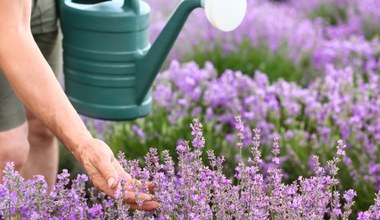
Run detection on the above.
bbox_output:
[2,119,380,218]
[190,118,205,149]
[234,116,245,149]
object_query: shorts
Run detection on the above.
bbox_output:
[0,0,62,131]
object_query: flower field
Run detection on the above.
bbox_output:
[3,0,380,219]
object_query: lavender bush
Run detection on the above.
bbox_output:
[312,36,380,73]
[108,59,380,211]
[3,119,380,219]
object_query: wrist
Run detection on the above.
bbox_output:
[66,131,94,163]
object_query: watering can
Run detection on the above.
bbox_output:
[59,0,247,120]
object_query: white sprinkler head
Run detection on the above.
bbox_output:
[203,0,247,32]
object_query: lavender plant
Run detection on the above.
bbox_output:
[108,59,380,211]
[312,36,380,73]
[2,119,380,219]
[351,0,380,39]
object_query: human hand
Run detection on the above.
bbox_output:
[74,138,159,211]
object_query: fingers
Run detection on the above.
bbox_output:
[81,139,159,212]
[124,178,154,193]
[112,160,158,210]
[146,181,154,191]
[117,181,158,211]
[113,160,154,196]
[117,177,158,211]
[129,200,159,211]
[123,190,153,204]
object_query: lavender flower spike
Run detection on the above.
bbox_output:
[190,118,205,149]
[235,116,245,149]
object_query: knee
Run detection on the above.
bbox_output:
[0,124,30,171]
[29,121,55,141]
[27,116,56,143]
[1,140,30,171]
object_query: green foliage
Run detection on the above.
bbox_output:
[184,41,310,85]
[309,3,348,26]
[106,106,228,166]
[363,21,380,40]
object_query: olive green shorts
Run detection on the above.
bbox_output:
[0,0,62,132]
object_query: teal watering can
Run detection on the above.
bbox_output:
[59,0,246,120]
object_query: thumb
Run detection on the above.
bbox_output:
[95,155,119,190]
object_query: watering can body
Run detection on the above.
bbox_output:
[60,0,202,120]
[60,0,153,120]
[59,0,246,120]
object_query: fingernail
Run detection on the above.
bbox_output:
[146,194,153,201]
[108,177,116,188]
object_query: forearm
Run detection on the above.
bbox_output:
[0,30,92,160]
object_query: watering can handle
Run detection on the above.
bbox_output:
[71,0,108,3]
[70,0,140,12]
[123,0,140,12]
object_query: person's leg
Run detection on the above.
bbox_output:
[21,111,59,190]
[0,71,29,182]
[20,29,62,191]
[0,123,30,182]
[21,0,62,190]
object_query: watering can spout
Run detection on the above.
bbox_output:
[135,0,202,104]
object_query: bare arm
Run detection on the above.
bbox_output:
[0,0,158,210]
[0,0,90,161]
